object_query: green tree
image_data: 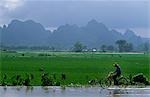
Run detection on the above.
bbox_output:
[73,41,86,52]
[101,45,107,52]
[115,40,127,52]
[116,40,134,52]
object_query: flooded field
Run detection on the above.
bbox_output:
[0,86,150,97]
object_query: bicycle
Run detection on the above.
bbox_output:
[100,72,129,88]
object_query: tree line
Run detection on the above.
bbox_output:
[72,40,150,52]
[1,39,149,52]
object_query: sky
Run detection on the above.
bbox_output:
[0,0,150,38]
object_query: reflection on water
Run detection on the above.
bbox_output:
[109,87,150,97]
[111,89,124,97]
[0,86,150,97]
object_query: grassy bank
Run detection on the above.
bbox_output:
[0,51,149,85]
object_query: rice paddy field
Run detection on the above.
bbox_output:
[0,51,150,85]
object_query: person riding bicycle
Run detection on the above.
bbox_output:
[112,63,121,85]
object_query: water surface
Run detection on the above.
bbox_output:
[0,86,150,97]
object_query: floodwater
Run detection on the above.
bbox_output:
[0,86,150,97]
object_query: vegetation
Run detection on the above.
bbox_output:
[100,72,149,88]
[72,41,86,52]
[0,51,149,86]
[101,45,107,52]
[1,39,149,52]
[115,40,133,52]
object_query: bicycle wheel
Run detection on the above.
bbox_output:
[100,78,112,88]
[118,77,128,88]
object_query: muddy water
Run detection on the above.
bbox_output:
[0,86,150,97]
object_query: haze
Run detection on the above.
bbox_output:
[0,0,150,38]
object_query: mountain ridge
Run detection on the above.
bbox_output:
[0,19,149,49]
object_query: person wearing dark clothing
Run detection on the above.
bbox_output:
[112,64,121,85]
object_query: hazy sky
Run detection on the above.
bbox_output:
[0,0,150,38]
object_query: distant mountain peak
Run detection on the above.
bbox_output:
[124,29,136,37]
[86,19,108,30]
[1,19,146,48]
[87,19,99,25]
[2,19,50,46]
[10,19,22,24]
[10,19,40,25]
[24,20,36,23]
[125,29,134,33]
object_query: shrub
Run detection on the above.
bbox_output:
[133,73,149,85]
[1,74,8,86]
[41,73,53,86]
[61,73,66,80]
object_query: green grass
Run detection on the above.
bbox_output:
[0,51,150,85]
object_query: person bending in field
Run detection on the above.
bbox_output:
[112,63,121,85]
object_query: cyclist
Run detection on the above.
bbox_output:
[112,63,121,85]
